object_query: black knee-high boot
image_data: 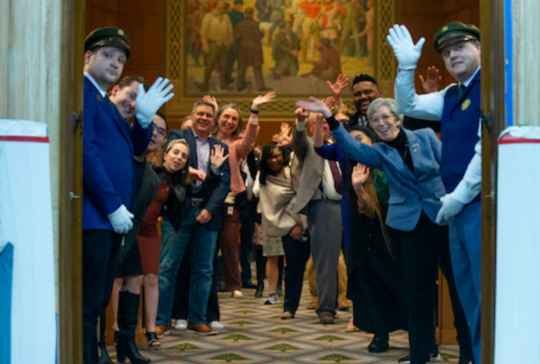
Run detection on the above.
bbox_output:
[115,291,150,364]
[255,245,266,298]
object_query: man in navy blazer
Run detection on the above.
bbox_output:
[156,100,231,336]
[388,22,482,364]
[82,27,174,364]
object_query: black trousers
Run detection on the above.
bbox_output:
[282,234,310,314]
[83,229,122,364]
[171,245,220,323]
[254,245,266,284]
[239,200,256,284]
[399,213,445,364]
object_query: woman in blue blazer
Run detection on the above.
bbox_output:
[297,97,458,364]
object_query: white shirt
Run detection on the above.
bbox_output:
[394,67,482,204]
[84,72,106,97]
[314,159,342,201]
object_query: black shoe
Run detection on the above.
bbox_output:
[98,344,114,364]
[242,281,257,289]
[398,349,442,363]
[254,281,264,298]
[368,333,389,353]
[116,291,151,364]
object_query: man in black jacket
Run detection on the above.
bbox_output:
[156,100,231,336]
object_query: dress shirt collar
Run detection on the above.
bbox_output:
[84,72,107,97]
[460,66,481,88]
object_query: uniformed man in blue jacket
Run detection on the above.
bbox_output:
[82,27,174,364]
[388,23,482,364]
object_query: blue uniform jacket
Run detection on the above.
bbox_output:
[167,128,231,231]
[331,123,446,232]
[82,77,153,230]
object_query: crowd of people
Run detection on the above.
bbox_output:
[82,19,483,364]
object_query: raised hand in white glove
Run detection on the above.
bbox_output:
[135,77,175,128]
[107,204,134,234]
[435,194,465,224]
[386,24,425,70]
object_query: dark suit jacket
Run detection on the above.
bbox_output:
[82,76,152,230]
[167,128,231,230]
[332,124,446,232]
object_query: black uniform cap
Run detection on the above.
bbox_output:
[433,22,480,52]
[85,27,131,58]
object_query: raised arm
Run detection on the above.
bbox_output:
[236,92,276,159]
[387,24,446,121]
[292,108,310,162]
[296,97,383,169]
[351,163,377,219]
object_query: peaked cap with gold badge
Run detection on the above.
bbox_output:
[433,22,480,53]
[85,27,131,58]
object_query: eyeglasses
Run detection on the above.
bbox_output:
[153,123,166,136]
[370,114,394,125]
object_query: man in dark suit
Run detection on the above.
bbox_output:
[156,100,231,336]
[82,27,174,364]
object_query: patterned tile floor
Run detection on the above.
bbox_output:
[106,282,461,363]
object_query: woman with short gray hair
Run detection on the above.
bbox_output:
[297,96,468,364]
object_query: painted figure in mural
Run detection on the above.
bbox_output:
[267,0,288,45]
[255,0,271,23]
[189,1,210,67]
[225,0,246,90]
[271,20,302,79]
[287,0,307,36]
[358,0,374,64]
[199,2,234,91]
[235,7,271,91]
[339,0,364,57]
[298,0,323,62]
[318,0,346,45]
[308,38,342,81]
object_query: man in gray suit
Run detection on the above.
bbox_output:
[292,108,342,325]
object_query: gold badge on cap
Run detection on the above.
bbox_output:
[118,29,125,35]
[442,26,448,32]
[462,99,471,111]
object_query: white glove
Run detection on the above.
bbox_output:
[107,204,134,234]
[135,77,175,128]
[435,194,465,224]
[386,24,425,70]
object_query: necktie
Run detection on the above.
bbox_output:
[458,84,466,99]
[328,160,343,195]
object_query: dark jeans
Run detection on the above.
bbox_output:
[82,230,122,364]
[240,201,256,284]
[172,247,220,323]
[282,234,310,314]
[399,213,444,364]
[157,207,218,325]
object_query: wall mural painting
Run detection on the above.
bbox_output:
[185,0,375,96]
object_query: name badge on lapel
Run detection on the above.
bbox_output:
[462,99,471,111]
[411,143,419,153]
[96,94,102,102]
